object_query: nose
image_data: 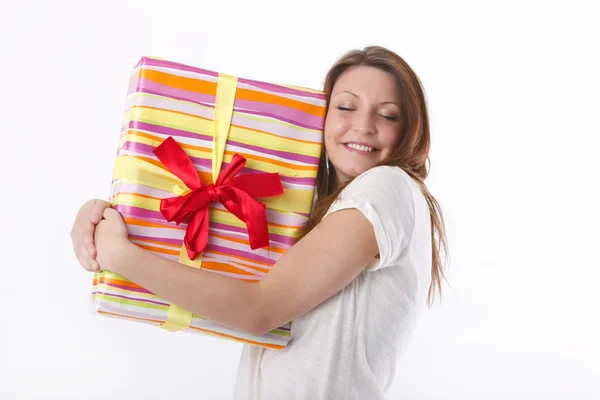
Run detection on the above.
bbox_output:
[352,109,376,135]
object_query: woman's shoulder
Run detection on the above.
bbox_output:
[340,165,416,200]
[332,165,418,225]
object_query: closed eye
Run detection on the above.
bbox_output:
[337,106,354,111]
[381,114,398,121]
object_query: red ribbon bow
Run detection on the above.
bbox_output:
[153,136,284,260]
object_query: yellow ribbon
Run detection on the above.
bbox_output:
[212,73,238,182]
[160,73,239,332]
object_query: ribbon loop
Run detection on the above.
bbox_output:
[153,137,284,260]
[153,136,202,190]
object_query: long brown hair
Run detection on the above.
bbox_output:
[297,46,448,307]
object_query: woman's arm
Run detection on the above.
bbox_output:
[97,206,378,336]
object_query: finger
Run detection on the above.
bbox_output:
[76,253,94,272]
[103,207,120,220]
[77,241,95,267]
[84,231,96,257]
[91,200,110,224]
[90,258,100,272]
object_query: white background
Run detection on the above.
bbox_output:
[1,0,598,399]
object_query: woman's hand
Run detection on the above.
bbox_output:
[94,208,130,273]
[70,199,111,272]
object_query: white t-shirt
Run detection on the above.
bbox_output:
[232,165,432,400]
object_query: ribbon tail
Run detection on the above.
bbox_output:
[223,187,270,250]
[183,209,210,259]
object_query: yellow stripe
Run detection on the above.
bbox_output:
[126,91,323,135]
[278,83,324,94]
[124,106,322,158]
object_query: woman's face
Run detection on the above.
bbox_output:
[324,65,402,185]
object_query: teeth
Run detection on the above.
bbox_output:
[347,143,373,152]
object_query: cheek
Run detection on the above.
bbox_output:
[379,129,402,157]
[323,119,341,153]
[324,114,349,140]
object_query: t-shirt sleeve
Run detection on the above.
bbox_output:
[323,166,416,271]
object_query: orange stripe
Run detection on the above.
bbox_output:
[200,261,261,276]
[236,87,326,117]
[210,232,286,254]
[204,253,271,274]
[140,68,325,117]
[136,243,180,256]
[123,217,180,230]
[206,249,273,270]
[187,325,285,349]
[99,276,144,290]
[141,68,217,95]
[118,192,158,201]
[131,237,181,249]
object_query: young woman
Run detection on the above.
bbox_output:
[70,45,447,399]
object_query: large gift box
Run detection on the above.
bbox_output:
[91,56,325,349]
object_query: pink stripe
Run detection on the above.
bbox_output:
[114,204,173,224]
[130,235,182,246]
[209,222,296,246]
[113,182,173,199]
[137,56,218,77]
[100,302,167,322]
[135,77,214,105]
[134,78,324,130]
[98,281,153,295]
[138,57,325,100]
[206,244,275,265]
[93,291,169,307]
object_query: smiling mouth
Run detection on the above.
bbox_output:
[344,143,377,153]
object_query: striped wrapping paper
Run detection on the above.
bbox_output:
[91,56,325,349]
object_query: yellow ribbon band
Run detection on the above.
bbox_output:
[160,73,238,332]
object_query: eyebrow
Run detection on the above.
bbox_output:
[334,91,400,107]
